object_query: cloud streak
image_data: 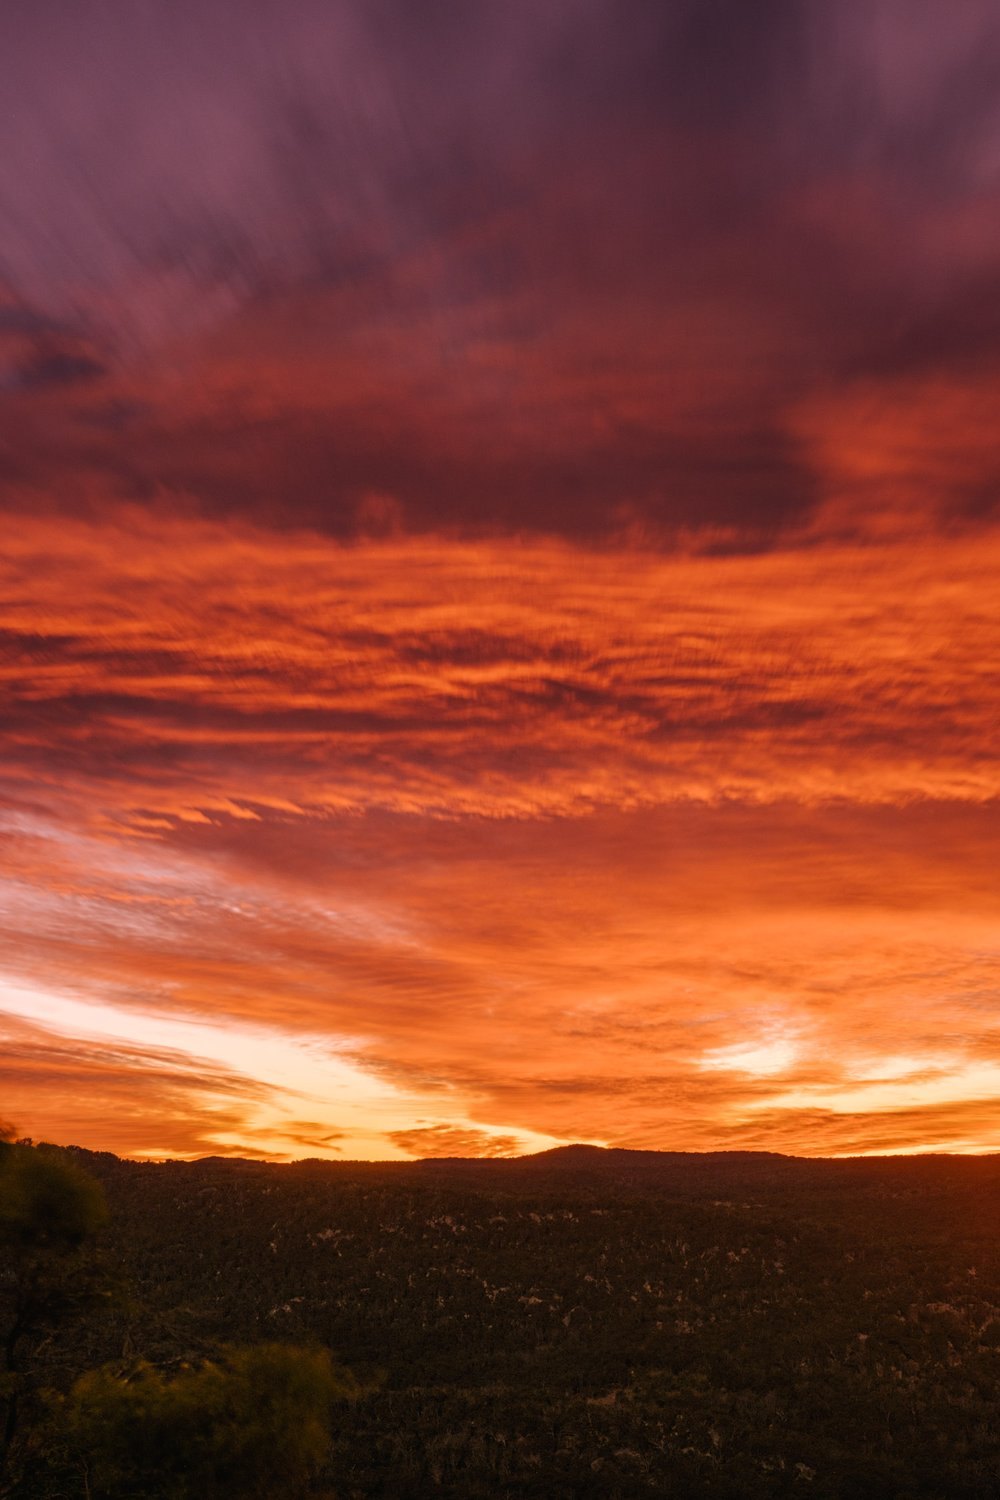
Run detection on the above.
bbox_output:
[1,514,997,1157]
[2,512,998,825]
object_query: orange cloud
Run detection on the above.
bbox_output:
[1,512,998,1158]
[387,1127,524,1159]
[0,1009,277,1159]
[792,371,1000,539]
[2,508,998,822]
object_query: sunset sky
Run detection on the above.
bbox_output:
[2,1,999,1161]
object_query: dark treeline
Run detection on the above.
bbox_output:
[7,1140,1000,1496]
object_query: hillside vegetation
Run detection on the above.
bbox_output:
[13,1144,1000,1497]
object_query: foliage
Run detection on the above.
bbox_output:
[59,1343,359,1499]
[0,1136,110,1491]
[0,1140,107,1254]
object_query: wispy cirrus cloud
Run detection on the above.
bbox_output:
[1,510,997,1157]
[2,512,998,827]
[0,1004,276,1159]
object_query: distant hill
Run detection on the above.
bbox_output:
[66,1136,1000,1199]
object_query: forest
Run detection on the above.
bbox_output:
[5,1137,1000,1497]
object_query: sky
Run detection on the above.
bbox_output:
[1,0,999,1161]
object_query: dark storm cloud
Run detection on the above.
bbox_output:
[3,1,1000,536]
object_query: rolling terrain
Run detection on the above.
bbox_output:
[36,1143,1000,1498]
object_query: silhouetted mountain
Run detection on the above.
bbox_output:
[66,1137,1000,1203]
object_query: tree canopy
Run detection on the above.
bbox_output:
[62,1343,359,1499]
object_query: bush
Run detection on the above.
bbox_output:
[62,1343,360,1499]
[0,1142,107,1252]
